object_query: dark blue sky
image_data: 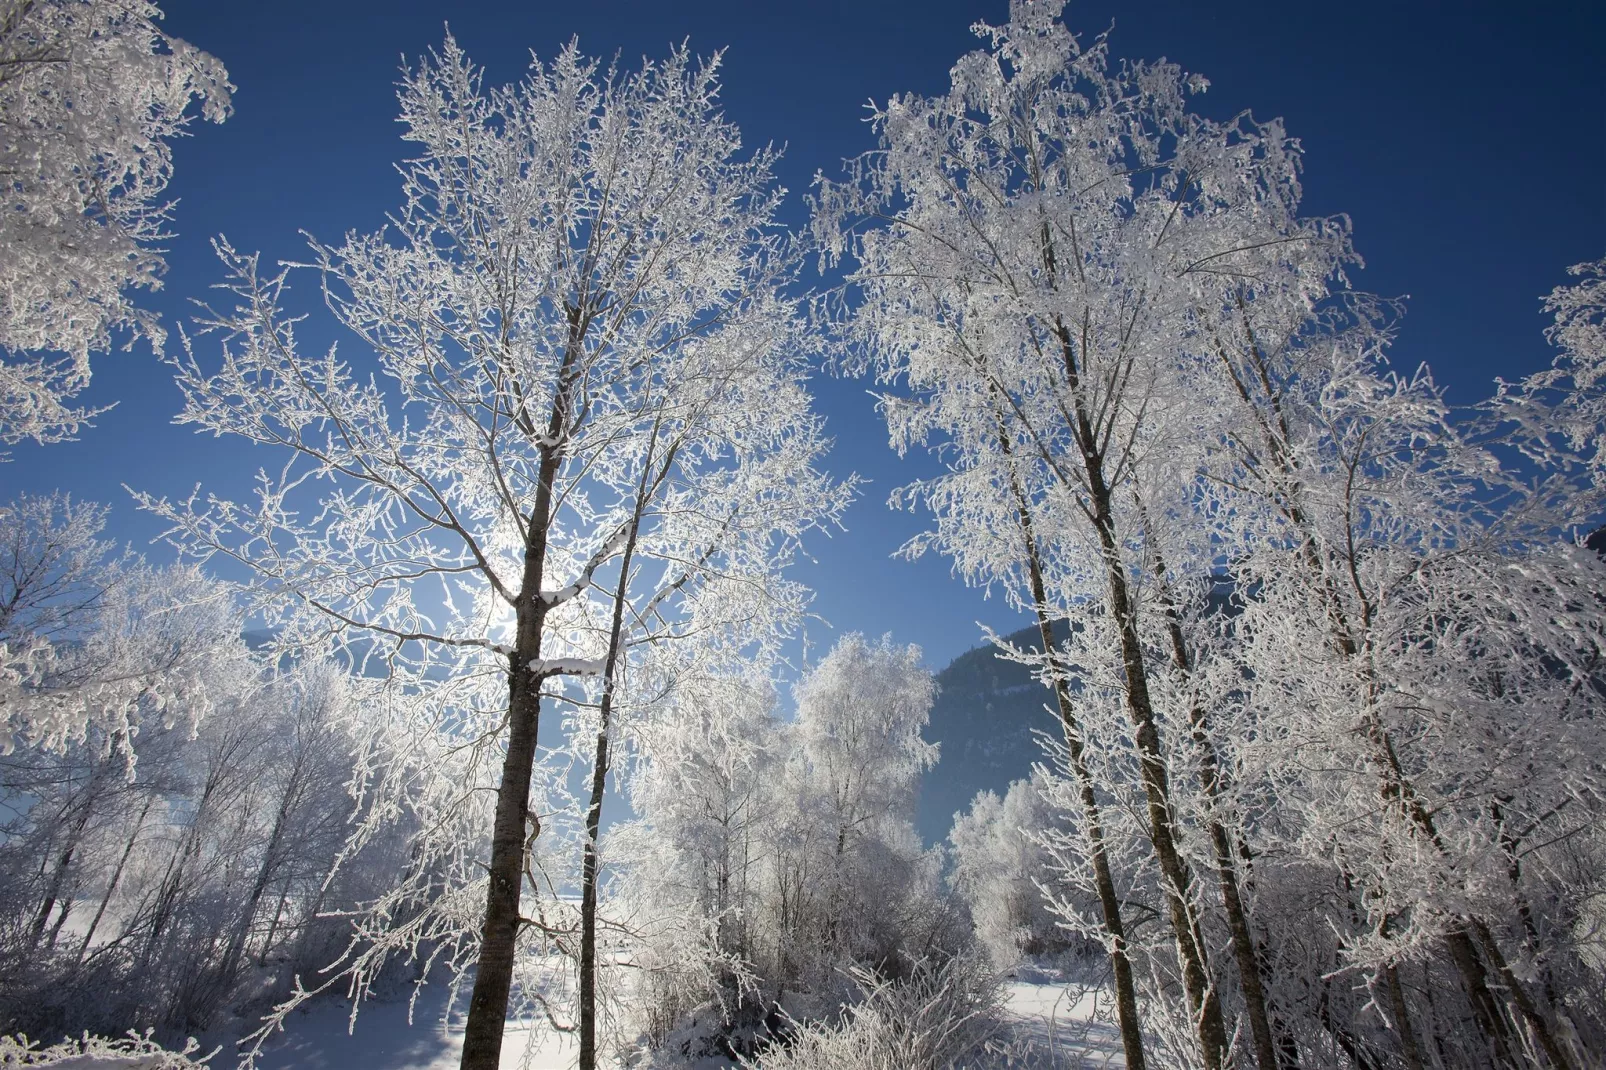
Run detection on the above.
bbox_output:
[5,0,1602,671]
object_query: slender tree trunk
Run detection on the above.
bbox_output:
[138,768,222,969]
[1383,962,1425,1070]
[1099,526,1226,1070]
[31,800,93,951]
[580,468,648,1070]
[1319,981,1386,1070]
[1442,925,1520,1066]
[139,823,198,967]
[1469,918,1578,1070]
[1183,698,1282,1064]
[45,889,74,949]
[218,763,301,989]
[258,876,293,967]
[579,722,612,1070]
[460,318,581,1070]
[1140,506,1283,1070]
[1491,800,1577,1066]
[1359,694,1522,1066]
[999,420,1148,1070]
[1051,319,1228,1070]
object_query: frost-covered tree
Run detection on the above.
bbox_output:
[614,633,955,1060]
[822,1,1606,1056]
[1197,242,1606,1069]
[948,773,1081,968]
[812,3,1321,1064]
[791,634,936,882]
[0,0,231,446]
[770,634,945,986]
[135,37,849,1070]
[613,666,784,1052]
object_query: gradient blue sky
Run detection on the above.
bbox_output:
[5,0,1602,671]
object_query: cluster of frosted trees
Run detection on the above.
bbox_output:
[3,1,1603,1068]
[815,4,1606,1069]
[617,634,957,1056]
[0,493,411,1047]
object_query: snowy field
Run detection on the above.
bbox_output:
[240,971,1124,1070]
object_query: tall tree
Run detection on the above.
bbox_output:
[812,3,1315,1064]
[1204,254,1606,1066]
[138,37,848,1069]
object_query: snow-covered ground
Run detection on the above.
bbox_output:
[999,967,1127,1068]
[236,970,1122,1070]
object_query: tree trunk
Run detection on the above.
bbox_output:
[1320,980,1386,1070]
[460,604,547,1070]
[31,798,93,951]
[218,758,301,989]
[1052,318,1228,1070]
[1000,420,1148,1070]
[1469,918,1579,1070]
[580,487,645,1070]
[460,318,581,1070]
[1383,962,1425,1070]
[138,772,219,968]
[1099,527,1226,1070]
[1138,495,1283,1070]
[578,722,610,1070]
[45,889,74,949]
[1443,925,1519,1066]
[258,876,293,967]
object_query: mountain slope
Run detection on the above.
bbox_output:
[916,621,1068,845]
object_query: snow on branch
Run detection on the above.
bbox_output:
[539,522,631,608]
[0,1030,215,1067]
[527,657,608,678]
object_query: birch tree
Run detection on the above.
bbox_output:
[812,3,1322,1064]
[136,37,848,1070]
[0,0,230,447]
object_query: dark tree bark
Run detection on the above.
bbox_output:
[30,804,90,951]
[999,420,1148,1070]
[1053,318,1229,1070]
[459,318,583,1070]
[1383,961,1425,1070]
[579,457,650,1070]
[1141,511,1282,1070]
